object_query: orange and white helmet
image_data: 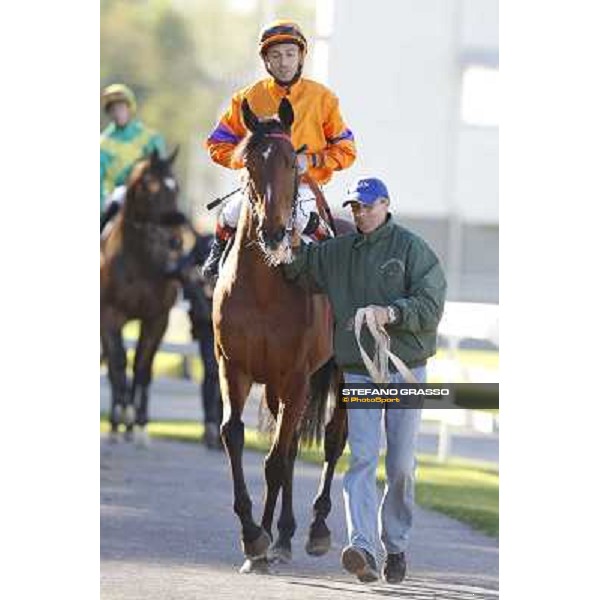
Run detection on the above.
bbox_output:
[259,20,307,57]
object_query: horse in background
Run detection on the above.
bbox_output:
[101,148,195,443]
[212,97,349,573]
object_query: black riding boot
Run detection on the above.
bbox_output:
[201,235,229,280]
[303,212,334,241]
[100,201,121,234]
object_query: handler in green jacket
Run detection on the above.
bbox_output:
[100,83,166,229]
[284,177,446,585]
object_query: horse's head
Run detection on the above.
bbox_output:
[120,148,195,276]
[124,147,180,223]
[237,97,298,265]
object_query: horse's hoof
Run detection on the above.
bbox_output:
[134,427,150,448]
[267,543,292,564]
[239,557,270,575]
[242,528,271,559]
[305,533,331,556]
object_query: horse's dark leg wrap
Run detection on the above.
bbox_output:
[221,418,265,547]
[307,405,347,554]
[133,387,149,427]
[261,449,287,538]
[275,431,300,549]
[197,320,222,426]
[130,367,150,429]
[132,316,169,428]
[103,329,127,433]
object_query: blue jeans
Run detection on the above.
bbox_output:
[342,367,425,558]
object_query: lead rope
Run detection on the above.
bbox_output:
[354,307,418,384]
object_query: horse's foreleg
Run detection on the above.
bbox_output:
[260,386,283,540]
[306,403,348,556]
[101,321,127,438]
[261,414,286,542]
[264,377,308,564]
[131,314,169,442]
[267,428,300,564]
[219,359,270,561]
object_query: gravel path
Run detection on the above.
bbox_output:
[101,436,498,599]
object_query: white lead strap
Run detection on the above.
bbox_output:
[354,307,418,385]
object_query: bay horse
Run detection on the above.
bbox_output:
[213,97,349,573]
[101,148,194,443]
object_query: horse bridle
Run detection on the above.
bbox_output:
[245,132,300,239]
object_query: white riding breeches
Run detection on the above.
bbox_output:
[220,183,319,237]
[106,185,127,206]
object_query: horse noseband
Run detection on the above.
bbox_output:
[259,225,286,250]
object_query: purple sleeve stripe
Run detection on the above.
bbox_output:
[208,123,241,144]
[328,128,355,144]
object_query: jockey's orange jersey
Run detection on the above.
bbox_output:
[206,78,356,185]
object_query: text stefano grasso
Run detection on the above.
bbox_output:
[341,387,450,396]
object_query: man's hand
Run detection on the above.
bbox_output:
[365,305,391,327]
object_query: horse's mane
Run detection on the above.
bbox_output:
[233,118,289,165]
[128,154,174,189]
[124,153,178,218]
[128,159,150,189]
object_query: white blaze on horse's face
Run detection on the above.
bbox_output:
[264,182,273,208]
[164,177,176,191]
[261,145,272,162]
[248,132,297,266]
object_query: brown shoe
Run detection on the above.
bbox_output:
[341,545,378,583]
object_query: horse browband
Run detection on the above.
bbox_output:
[264,132,291,142]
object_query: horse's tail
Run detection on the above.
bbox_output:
[300,357,341,447]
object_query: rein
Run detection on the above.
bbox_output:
[206,136,307,214]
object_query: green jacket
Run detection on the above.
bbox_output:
[283,216,447,375]
[100,119,166,210]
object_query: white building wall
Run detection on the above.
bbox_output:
[461,0,499,50]
[321,0,498,226]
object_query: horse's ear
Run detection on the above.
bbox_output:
[241,98,259,132]
[150,147,160,167]
[278,98,294,132]
[167,145,179,166]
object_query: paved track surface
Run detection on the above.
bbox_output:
[101,436,498,599]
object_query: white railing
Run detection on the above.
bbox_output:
[429,301,499,461]
[123,301,499,462]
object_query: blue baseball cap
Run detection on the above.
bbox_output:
[342,177,390,207]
